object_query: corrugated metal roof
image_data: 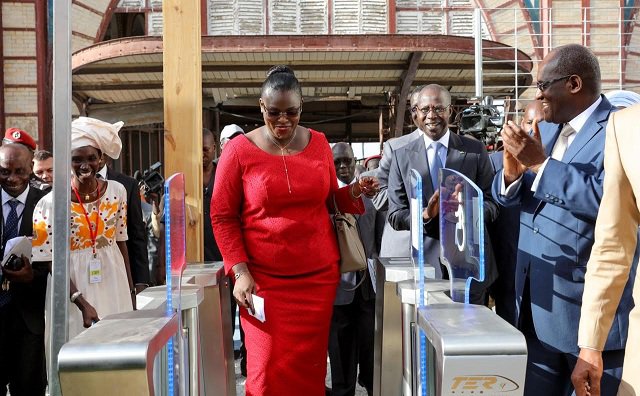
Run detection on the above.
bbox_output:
[72,34,532,139]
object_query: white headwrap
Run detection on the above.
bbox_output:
[604,90,640,109]
[71,116,124,159]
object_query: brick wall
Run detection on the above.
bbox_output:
[1,1,39,140]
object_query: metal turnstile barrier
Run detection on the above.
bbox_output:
[57,262,236,396]
[396,279,451,395]
[182,262,236,396]
[58,308,178,396]
[137,284,204,395]
[417,303,527,396]
[374,257,435,396]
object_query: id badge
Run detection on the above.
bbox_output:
[89,259,102,284]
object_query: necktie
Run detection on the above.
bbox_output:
[4,200,20,241]
[0,200,20,308]
[551,124,576,161]
[429,142,445,191]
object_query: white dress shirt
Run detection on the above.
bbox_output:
[97,165,108,179]
[2,186,30,231]
[423,130,450,169]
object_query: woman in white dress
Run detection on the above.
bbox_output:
[32,117,134,338]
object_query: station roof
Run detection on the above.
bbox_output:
[72,34,533,141]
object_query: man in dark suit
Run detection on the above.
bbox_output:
[98,157,150,292]
[488,101,543,326]
[387,84,499,304]
[0,143,48,395]
[368,108,422,258]
[492,44,635,395]
[329,142,384,396]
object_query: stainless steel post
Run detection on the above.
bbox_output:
[402,301,415,396]
[184,308,200,395]
[474,7,484,99]
[183,262,236,396]
[49,1,72,394]
[373,258,436,396]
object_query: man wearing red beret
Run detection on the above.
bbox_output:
[3,128,37,152]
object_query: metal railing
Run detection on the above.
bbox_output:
[477,5,640,117]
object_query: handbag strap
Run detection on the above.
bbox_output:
[332,193,342,216]
[341,269,368,292]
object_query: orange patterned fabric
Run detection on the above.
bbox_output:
[32,186,128,256]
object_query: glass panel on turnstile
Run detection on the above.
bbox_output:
[164,173,187,396]
[438,169,485,304]
[409,169,429,396]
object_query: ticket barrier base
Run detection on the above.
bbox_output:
[137,284,204,395]
[183,262,236,396]
[396,279,451,396]
[58,308,178,396]
[373,257,435,396]
[417,303,527,396]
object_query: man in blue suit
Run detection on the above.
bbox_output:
[492,44,635,395]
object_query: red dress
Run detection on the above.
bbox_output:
[211,129,363,395]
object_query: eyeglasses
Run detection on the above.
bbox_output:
[261,104,301,119]
[535,75,572,91]
[334,158,354,167]
[410,105,450,115]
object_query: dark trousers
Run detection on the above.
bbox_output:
[520,280,624,396]
[0,304,46,396]
[229,277,246,374]
[328,291,375,396]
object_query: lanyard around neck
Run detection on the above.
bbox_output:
[71,184,102,258]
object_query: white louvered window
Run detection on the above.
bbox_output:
[269,0,328,34]
[208,0,265,35]
[147,12,163,36]
[117,0,144,7]
[396,11,444,34]
[449,11,474,36]
[333,0,387,34]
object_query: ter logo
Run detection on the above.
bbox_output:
[451,375,519,393]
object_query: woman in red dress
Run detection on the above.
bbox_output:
[211,65,378,396]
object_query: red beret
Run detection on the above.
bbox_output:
[363,154,382,168]
[3,128,36,150]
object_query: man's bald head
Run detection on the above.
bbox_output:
[520,101,544,132]
[332,142,356,185]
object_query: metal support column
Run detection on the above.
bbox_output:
[474,8,484,99]
[49,1,72,394]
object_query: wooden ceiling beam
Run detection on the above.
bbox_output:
[74,61,520,75]
[393,51,423,137]
[75,76,530,91]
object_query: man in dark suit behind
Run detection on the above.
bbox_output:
[492,44,635,395]
[329,142,384,396]
[98,157,150,292]
[488,101,543,326]
[0,143,48,395]
[387,84,499,304]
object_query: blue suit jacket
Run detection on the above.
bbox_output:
[491,96,635,353]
